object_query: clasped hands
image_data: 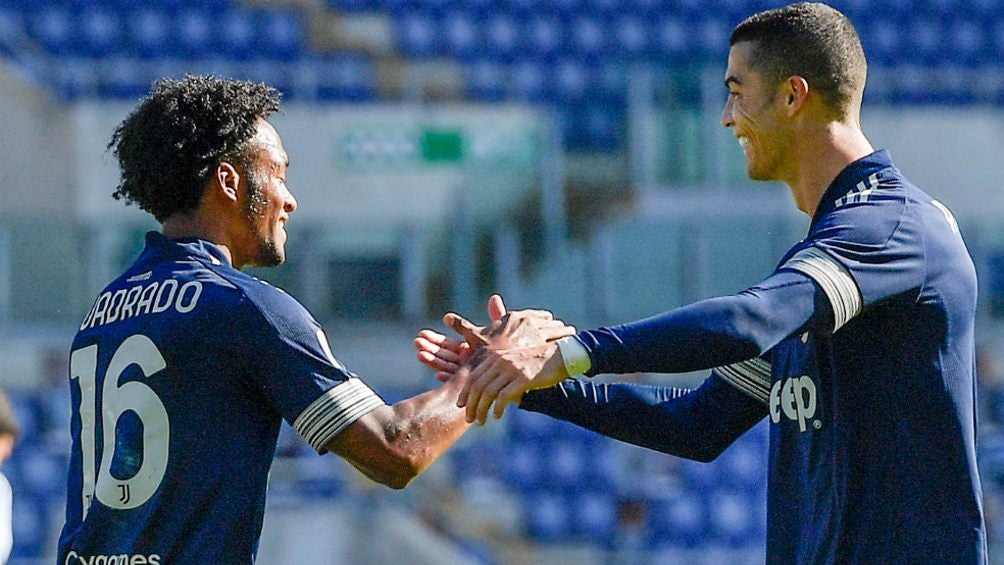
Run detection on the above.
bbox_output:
[413,294,575,424]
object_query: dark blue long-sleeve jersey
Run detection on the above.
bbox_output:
[521,151,986,565]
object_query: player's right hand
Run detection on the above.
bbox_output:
[414,294,508,382]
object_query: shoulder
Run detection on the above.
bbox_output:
[813,167,911,248]
[222,272,320,338]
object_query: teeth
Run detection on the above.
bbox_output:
[738,136,751,147]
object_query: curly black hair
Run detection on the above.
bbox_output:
[109,75,282,222]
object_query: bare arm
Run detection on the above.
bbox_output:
[324,294,573,489]
[324,376,470,489]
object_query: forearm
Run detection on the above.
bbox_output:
[578,271,826,375]
[327,380,470,489]
[385,379,472,470]
[519,374,766,462]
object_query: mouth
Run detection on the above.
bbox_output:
[737,135,751,148]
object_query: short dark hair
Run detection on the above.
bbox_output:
[109,75,282,222]
[0,389,19,441]
[730,2,867,119]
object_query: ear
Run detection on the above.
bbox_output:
[214,161,241,202]
[783,76,810,116]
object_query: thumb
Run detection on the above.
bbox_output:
[443,312,488,348]
[487,294,507,322]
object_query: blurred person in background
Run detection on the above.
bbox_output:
[419,3,986,564]
[58,75,571,564]
[0,388,18,565]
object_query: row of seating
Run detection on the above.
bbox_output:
[328,0,1004,18]
[10,3,1004,65]
[7,6,304,60]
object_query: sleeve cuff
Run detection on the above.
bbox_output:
[557,336,592,377]
[294,378,386,453]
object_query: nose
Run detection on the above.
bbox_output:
[721,98,734,128]
[284,186,297,213]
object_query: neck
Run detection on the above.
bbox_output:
[784,120,874,217]
[161,212,236,266]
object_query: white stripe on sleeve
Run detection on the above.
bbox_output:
[781,246,862,332]
[714,357,771,405]
[294,378,386,453]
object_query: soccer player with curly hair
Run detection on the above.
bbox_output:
[58,75,572,563]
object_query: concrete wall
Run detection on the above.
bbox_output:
[0,63,76,219]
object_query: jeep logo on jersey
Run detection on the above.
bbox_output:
[769,376,818,432]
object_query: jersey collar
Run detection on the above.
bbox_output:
[144,231,233,268]
[811,149,895,227]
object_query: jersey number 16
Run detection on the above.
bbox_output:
[69,334,170,521]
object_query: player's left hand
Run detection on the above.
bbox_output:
[458,342,570,424]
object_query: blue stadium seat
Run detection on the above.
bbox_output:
[176,8,213,59]
[646,492,706,548]
[0,6,23,48]
[948,18,987,65]
[546,439,589,488]
[17,449,66,497]
[907,17,943,66]
[80,5,123,57]
[571,491,617,538]
[124,7,172,59]
[27,6,78,57]
[483,13,520,61]
[442,11,480,60]
[707,490,760,547]
[312,54,377,101]
[716,440,766,492]
[11,494,49,559]
[393,11,440,58]
[524,491,572,540]
[568,15,606,59]
[561,102,625,151]
[552,58,592,102]
[611,15,649,59]
[218,9,257,60]
[652,14,691,59]
[507,407,561,440]
[465,59,506,101]
[857,19,900,66]
[256,9,305,61]
[526,13,563,58]
[508,59,549,102]
[506,440,547,486]
[327,0,383,13]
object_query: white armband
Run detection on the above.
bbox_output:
[556,336,592,377]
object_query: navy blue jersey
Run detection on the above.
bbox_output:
[524,151,985,564]
[58,233,385,564]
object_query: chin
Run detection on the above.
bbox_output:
[255,240,285,267]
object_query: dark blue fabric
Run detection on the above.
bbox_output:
[58,232,354,564]
[526,151,986,564]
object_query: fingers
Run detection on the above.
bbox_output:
[471,360,510,425]
[413,332,467,372]
[510,308,554,321]
[541,323,576,341]
[487,294,507,321]
[493,381,527,420]
[443,312,488,347]
[460,353,496,418]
